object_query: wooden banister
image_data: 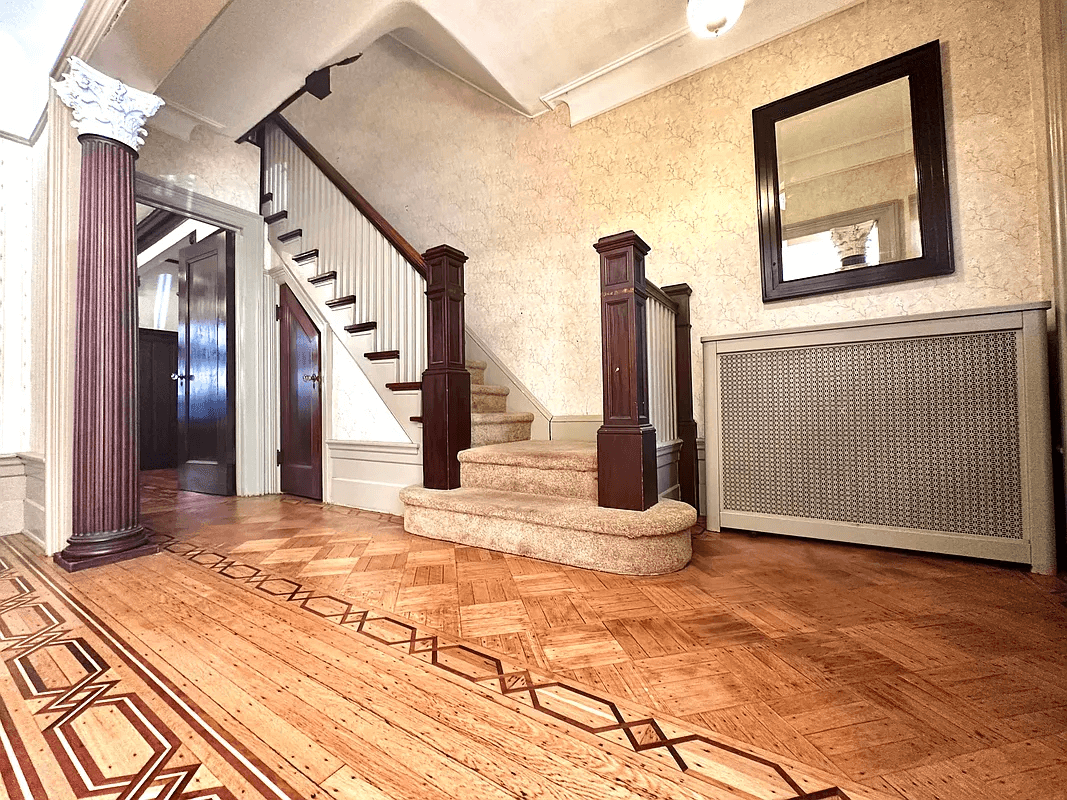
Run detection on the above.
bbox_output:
[421,244,471,489]
[267,113,428,278]
[595,231,658,511]
[646,280,679,313]
[662,283,699,510]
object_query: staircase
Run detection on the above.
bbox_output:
[402,361,696,576]
[467,359,535,446]
[258,114,697,574]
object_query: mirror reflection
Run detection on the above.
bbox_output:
[776,77,921,282]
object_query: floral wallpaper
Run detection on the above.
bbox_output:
[285,0,1051,435]
[137,125,260,213]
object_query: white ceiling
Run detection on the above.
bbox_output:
[0,0,86,140]
[86,0,864,139]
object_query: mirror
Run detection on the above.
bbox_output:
[754,41,954,302]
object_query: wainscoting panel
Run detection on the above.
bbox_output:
[326,440,422,515]
[0,454,25,535]
[703,302,1055,573]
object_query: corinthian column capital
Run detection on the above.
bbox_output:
[51,57,164,152]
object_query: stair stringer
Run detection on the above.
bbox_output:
[267,240,424,449]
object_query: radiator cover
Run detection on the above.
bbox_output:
[703,303,1055,573]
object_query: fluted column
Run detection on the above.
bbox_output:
[51,58,164,571]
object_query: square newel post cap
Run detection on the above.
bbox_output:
[594,230,651,256]
[422,244,469,264]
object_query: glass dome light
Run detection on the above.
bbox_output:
[687,0,746,38]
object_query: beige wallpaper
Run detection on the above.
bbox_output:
[282,0,1052,435]
[137,125,260,213]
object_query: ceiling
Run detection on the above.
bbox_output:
[86,0,863,140]
[0,0,86,140]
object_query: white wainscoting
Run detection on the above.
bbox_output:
[326,440,422,516]
[21,453,44,548]
[0,455,26,535]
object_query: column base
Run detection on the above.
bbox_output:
[53,525,159,572]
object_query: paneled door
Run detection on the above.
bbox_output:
[177,230,236,495]
[279,284,323,500]
[138,328,179,470]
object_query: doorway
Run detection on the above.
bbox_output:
[134,203,237,495]
[279,284,323,500]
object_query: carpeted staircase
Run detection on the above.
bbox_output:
[400,361,696,575]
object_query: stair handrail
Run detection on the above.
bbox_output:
[646,280,679,314]
[264,113,428,278]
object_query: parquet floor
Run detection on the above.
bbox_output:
[136,470,1067,798]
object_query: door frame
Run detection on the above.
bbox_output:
[134,175,275,495]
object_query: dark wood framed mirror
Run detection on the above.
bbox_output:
[753,40,954,302]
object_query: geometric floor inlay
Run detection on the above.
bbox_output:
[0,543,302,800]
[147,532,856,800]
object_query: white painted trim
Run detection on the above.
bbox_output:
[326,439,422,516]
[549,415,601,442]
[540,0,865,126]
[135,173,271,497]
[656,439,682,501]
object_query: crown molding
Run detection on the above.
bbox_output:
[540,0,865,126]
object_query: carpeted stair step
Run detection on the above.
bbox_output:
[459,441,597,501]
[399,485,695,575]
[472,411,534,446]
[466,359,487,386]
[471,383,509,413]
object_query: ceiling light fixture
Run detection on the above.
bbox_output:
[687,0,746,38]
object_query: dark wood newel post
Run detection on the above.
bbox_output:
[662,283,699,510]
[595,231,658,511]
[51,58,164,570]
[422,245,471,489]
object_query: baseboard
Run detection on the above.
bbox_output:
[327,440,422,516]
[549,415,601,442]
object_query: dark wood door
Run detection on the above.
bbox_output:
[279,284,323,500]
[138,328,179,470]
[177,230,237,495]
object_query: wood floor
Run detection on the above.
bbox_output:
[0,530,874,800]
[15,470,1067,799]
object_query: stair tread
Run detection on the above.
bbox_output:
[460,440,596,471]
[466,359,488,370]
[472,411,535,424]
[399,486,695,537]
[471,384,509,396]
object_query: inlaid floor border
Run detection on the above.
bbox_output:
[146,531,854,800]
[0,539,303,800]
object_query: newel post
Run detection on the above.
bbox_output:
[663,284,699,510]
[422,245,471,489]
[595,231,658,511]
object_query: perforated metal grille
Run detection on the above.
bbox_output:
[719,332,1022,539]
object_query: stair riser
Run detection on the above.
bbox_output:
[468,366,485,385]
[471,393,507,413]
[472,420,532,447]
[403,506,691,576]
[461,462,597,501]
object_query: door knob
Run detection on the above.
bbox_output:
[170,373,185,381]
[302,374,320,383]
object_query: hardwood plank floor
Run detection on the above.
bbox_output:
[63,470,1067,797]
